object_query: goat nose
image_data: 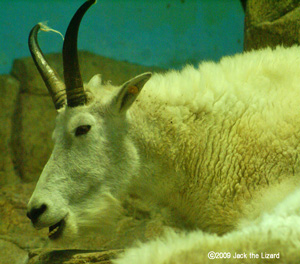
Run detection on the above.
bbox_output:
[26,204,47,224]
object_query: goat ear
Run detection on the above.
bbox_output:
[87,74,102,88]
[112,72,152,114]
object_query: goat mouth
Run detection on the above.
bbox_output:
[48,219,65,240]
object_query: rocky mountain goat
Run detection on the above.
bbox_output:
[26,0,300,263]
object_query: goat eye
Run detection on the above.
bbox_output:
[75,125,91,136]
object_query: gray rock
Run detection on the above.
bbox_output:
[14,94,56,182]
[244,0,300,50]
[0,239,28,264]
[0,183,49,249]
[0,75,21,186]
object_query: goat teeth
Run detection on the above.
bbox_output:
[48,226,59,237]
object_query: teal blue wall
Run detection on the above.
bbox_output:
[0,0,244,74]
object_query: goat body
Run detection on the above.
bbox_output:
[26,1,300,262]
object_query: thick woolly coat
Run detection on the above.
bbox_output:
[113,46,300,263]
[124,46,300,232]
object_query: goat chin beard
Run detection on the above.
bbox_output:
[49,192,125,243]
[75,192,125,236]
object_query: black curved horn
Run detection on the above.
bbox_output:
[63,0,96,107]
[28,24,66,110]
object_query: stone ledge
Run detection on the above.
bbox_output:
[27,249,124,264]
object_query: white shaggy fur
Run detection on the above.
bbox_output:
[115,181,300,263]
[28,46,300,262]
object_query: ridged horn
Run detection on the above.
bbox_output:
[28,23,66,110]
[63,0,96,107]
